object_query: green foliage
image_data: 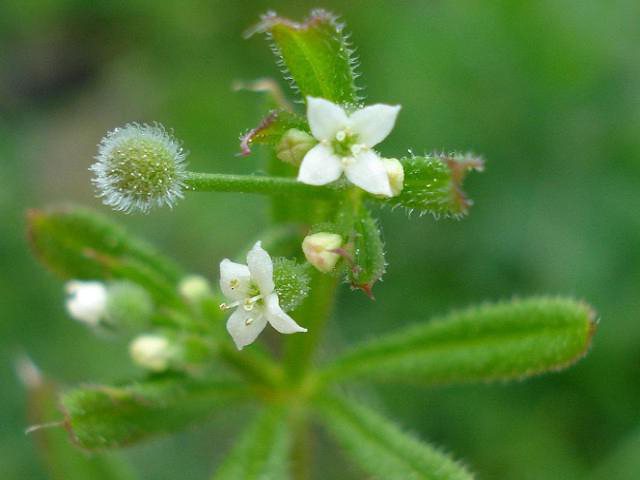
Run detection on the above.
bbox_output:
[348,207,386,295]
[252,9,360,104]
[316,394,474,480]
[105,281,154,332]
[61,377,248,450]
[273,257,311,312]
[211,407,291,480]
[28,206,183,305]
[321,297,595,385]
[240,109,308,157]
[384,155,483,218]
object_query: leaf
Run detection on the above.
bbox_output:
[61,376,248,450]
[315,394,474,480]
[250,9,360,104]
[28,206,183,305]
[211,406,291,480]
[382,154,483,218]
[239,109,308,156]
[18,358,137,480]
[347,207,386,297]
[321,297,596,385]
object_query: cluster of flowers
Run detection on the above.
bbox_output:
[69,96,403,367]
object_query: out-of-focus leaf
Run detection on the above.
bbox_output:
[315,394,474,480]
[380,154,483,218]
[61,376,248,450]
[27,206,183,305]
[18,358,137,480]
[250,9,360,104]
[321,297,596,385]
[211,406,291,480]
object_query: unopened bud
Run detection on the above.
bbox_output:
[275,128,316,166]
[105,281,153,332]
[382,158,404,197]
[91,123,188,214]
[129,334,173,372]
[179,275,212,303]
[302,232,343,273]
[65,281,107,327]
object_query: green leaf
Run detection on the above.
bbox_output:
[28,206,183,305]
[382,154,483,218]
[347,207,386,296]
[61,376,248,450]
[239,109,308,157]
[251,9,360,104]
[321,297,596,385]
[18,359,137,480]
[212,406,291,480]
[315,394,473,480]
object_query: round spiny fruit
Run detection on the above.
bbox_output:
[91,123,187,213]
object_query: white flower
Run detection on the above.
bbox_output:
[302,232,343,273]
[297,96,402,197]
[219,242,307,350]
[65,281,107,327]
[129,334,172,372]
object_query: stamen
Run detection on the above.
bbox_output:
[245,317,254,325]
[219,300,240,311]
[229,278,240,289]
[243,294,262,311]
[335,130,347,142]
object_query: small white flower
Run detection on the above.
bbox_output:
[129,334,172,372]
[65,281,107,327]
[302,232,343,273]
[297,96,402,197]
[219,241,307,350]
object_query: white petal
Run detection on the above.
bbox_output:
[219,259,251,301]
[348,104,401,147]
[226,308,268,350]
[65,281,108,326]
[345,150,393,196]
[297,144,343,186]
[265,293,307,334]
[306,96,349,141]
[246,241,274,296]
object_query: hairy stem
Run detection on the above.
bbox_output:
[185,172,339,197]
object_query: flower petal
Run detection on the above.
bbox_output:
[246,241,275,295]
[297,144,343,186]
[345,150,393,196]
[265,293,307,334]
[219,259,251,301]
[226,307,268,350]
[307,96,348,141]
[348,104,401,147]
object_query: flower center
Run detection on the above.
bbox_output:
[331,129,359,157]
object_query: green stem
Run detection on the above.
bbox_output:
[185,172,339,197]
[290,408,312,480]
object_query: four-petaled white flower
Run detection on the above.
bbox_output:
[219,241,307,350]
[297,96,401,197]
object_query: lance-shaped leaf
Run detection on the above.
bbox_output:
[321,297,596,385]
[347,207,386,297]
[18,358,137,480]
[316,394,474,480]
[28,206,183,305]
[240,109,308,157]
[380,154,483,218]
[61,376,248,450]
[212,406,291,480]
[249,9,360,104]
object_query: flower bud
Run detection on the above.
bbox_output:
[275,128,316,166]
[178,275,212,303]
[129,334,173,372]
[65,281,108,327]
[91,123,188,214]
[105,281,153,332]
[272,257,310,311]
[302,232,343,273]
[382,158,404,197]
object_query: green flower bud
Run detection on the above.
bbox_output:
[275,128,316,166]
[129,334,174,372]
[272,257,310,312]
[302,232,343,273]
[105,281,153,333]
[91,123,188,214]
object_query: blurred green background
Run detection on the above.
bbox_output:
[2,0,639,478]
